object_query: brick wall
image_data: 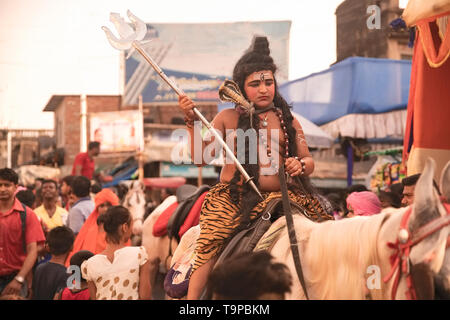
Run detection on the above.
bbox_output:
[57,95,122,166]
[53,95,217,171]
[335,0,411,62]
[63,96,81,166]
[86,95,122,146]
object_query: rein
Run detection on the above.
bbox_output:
[383,201,450,300]
[278,163,310,300]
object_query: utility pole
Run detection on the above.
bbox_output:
[80,94,88,152]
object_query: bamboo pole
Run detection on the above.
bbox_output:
[138,95,144,183]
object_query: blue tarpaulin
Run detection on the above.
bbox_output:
[278,57,412,125]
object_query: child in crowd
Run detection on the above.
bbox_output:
[15,189,36,209]
[31,226,74,300]
[81,206,151,300]
[207,251,292,300]
[58,250,94,300]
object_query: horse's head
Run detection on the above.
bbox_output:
[121,180,146,236]
[377,158,450,300]
[434,160,450,299]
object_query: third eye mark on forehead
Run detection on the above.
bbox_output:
[252,72,273,81]
[247,78,274,87]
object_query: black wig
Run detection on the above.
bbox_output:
[228,36,324,234]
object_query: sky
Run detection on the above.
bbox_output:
[0,0,408,130]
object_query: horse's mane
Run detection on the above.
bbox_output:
[301,212,391,299]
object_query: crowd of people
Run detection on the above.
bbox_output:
[0,165,149,300]
[0,35,432,301]
[0,159,427,301]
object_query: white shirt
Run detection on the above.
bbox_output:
[81,246,148,300]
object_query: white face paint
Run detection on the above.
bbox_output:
[252,72,273,82]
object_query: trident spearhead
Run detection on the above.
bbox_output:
[102,10,147,51]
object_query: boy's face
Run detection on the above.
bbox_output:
[0,179,17,201]
[244,70,275,108]
[61,181,71,196]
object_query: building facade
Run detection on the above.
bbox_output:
[336,0,413,62]
[43,95,217,177]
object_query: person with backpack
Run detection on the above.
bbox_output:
[31,226,74,300]
[0,168,45,298]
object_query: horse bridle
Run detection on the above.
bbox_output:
[383,199,450,300]
[278,163,310,300]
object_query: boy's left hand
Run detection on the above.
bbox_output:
[284,157,303,176]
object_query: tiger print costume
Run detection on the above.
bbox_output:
[191,182,333,272]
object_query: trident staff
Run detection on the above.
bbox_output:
[101,10,263,200]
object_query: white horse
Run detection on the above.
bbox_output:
[142,195,179,269]
[262,158,449,299]
[121,180,146,245]
[169,158,449,300]
[141,195,180,298]
[435,246,450,299]
[434,163,450,299]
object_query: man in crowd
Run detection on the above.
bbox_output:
[66,176,94,236]
[401,173,421,207]
[71,141,112,183]
[0,168,45,297]
[34,179,68,234]
[401,173,441,207]
[60,175,75,211]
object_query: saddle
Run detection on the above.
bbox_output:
[164,172,332,299]
[199,173,331,299]
[214,198,319,265]
[152,201,179,237]
[167,184,210,243]
[152,184,199,237]
[153,184,210,242]
[164,195,327,299]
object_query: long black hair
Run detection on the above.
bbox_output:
[228,37,324,233]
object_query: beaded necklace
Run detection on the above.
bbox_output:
[258,107,290,172]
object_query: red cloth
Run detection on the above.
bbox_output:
[61,287,90,300]
[152,191,208,238]
[0,198,45,276]
[72,152,95,180]
[178,192,208,239]
[403,13,450,162]
[65,188,122,267]
[152,202,179,237]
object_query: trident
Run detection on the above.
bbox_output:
[102,10,264,200]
